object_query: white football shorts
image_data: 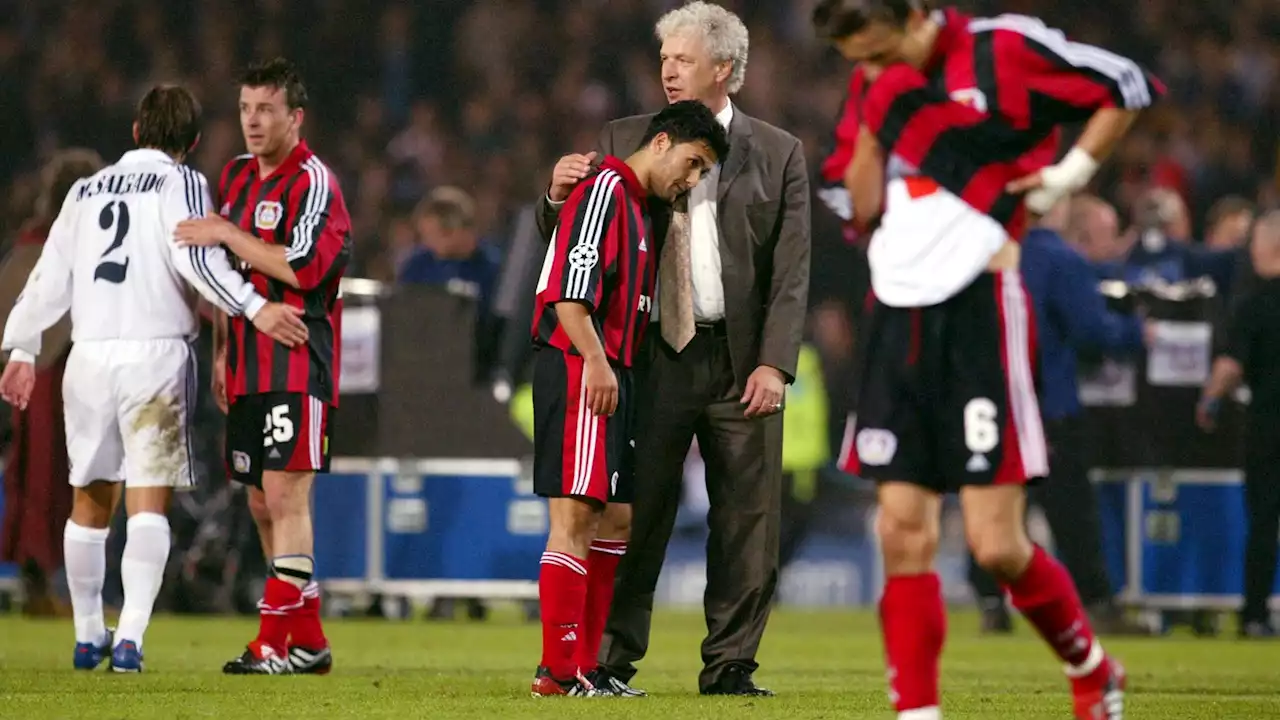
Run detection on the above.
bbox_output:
[62,338,196,489]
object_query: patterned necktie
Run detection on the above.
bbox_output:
[659,204,695,352]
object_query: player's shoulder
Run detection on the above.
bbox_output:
[568,165,628,207]
[966,12,1058,42]
[293,148,345,199]
[218,153,255,188]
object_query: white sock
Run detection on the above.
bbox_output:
[899,708,942,720]
[115,513,172,650]
[64,520,110,645]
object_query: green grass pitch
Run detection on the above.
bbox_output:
[1,608,1277,718]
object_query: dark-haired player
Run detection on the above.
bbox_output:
[811,2,1162,719]
[529,100,729,697]
[174,58,351,676]
[1,84,307,673]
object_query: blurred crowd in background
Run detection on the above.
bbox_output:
[0,0,1277,614]
[0,0,1276,446]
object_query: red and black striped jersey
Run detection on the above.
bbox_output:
[217,140,351,406]
[531,155,654,368]
[863,8,1164,238]
[818,65,870,226]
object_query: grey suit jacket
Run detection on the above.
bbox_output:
[536,109,811,384]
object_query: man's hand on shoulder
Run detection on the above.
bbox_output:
[741,365,786,419]
[175,215,238,248]
[548,151,598,204]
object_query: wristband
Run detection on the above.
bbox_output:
[7,348,35,364]
[1042,147,1100,192]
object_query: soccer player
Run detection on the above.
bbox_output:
[811,2,1162,719]
[173,58,351,676]
[0,84,308,673]
[529,100,729,697]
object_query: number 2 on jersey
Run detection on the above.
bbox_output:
[94,200,131,284]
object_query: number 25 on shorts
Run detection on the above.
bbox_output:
[263,404,295,447]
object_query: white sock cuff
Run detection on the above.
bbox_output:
[899,707,941,720]
[65,520,110,543]
[126,513,171,533]
[1064,640,1104,678]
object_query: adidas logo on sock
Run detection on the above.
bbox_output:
[560,630,577,642]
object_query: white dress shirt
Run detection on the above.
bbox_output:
[682,102,734,323]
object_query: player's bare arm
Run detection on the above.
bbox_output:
[846,125,885,227]
[1006,108,1140,197]
[211,309,229,414]
[175,214,301,288]
[553,302,617,417]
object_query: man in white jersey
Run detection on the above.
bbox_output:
[0,84,308,673]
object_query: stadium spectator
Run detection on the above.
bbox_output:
[1104,188,1242,295]
[0,148,103,617]
[1204,196,1257,250]
[1198,210,1280,638]
[398,186,500,301]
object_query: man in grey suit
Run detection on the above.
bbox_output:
[535,2,810,697]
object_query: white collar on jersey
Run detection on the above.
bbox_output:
[118,148,177,165]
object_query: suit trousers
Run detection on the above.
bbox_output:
[1242,419,1280,624]
[599,323,784,690]
[968,414,1114,605]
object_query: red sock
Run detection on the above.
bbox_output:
[1006,545,1104,684]
[539,551,588,680]
[575,540,626,672]
[255,577,303,655]
[879,573,946,713]
[289,581,328,649]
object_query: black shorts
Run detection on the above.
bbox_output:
[227,392,333,489]
[532,347,635,504]
[838,271,1048,492]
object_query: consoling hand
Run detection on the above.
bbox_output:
[175,215,237,248]
[548,151,598,203]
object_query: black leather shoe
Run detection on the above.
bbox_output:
[584,667,647,696]
[700,665,774,696]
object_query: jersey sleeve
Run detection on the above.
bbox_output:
[817,68,870,222]
[536,173,622,312]
[163,167,267,318]
[979,17,1164,120]
[285,162,351,290]
[1,187,79,362]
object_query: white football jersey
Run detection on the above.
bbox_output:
[2,148,266,362]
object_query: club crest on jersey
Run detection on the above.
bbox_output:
[950,88,988,113]
[232,451,251,474]
[255,201,284,230]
